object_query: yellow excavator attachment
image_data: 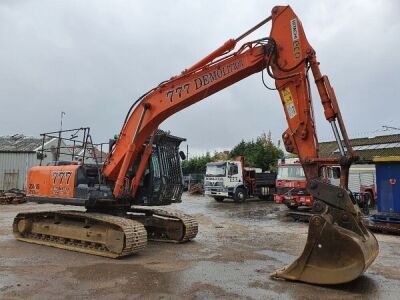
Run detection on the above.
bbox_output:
[272,181,379,285]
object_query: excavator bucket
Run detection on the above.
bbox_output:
[272,181,379,285]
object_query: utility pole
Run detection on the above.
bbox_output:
[60,111,66,131]
[187,144,189,160]
[57,111,66,161]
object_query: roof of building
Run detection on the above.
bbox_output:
[59,145,109,163]
[0,129,185,156]
[373,156,400,163]
[319,134,400,162]
[0,134,49,152]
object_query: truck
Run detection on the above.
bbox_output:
[204,156,276,202]
[274,158,311,208]
[274,158,376,211]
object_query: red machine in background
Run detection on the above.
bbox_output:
[274,158,312,208]
[275,157,376,214]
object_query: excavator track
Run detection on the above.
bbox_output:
[13,210,147,258]
[128,207,198,242]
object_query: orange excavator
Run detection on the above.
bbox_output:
[13,6,378,285]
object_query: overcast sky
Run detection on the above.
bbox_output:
[1,0,399,156]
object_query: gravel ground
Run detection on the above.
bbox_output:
[1,193,399,299]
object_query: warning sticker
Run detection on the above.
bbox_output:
[281,87,297,119]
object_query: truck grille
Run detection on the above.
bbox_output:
[204,181,223,187]
[276,187,309,196]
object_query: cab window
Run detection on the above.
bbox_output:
[229,163,238,176]
[328,167,340,179]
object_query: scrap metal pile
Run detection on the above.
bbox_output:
[0,189,26,205]
[188,183,204,194]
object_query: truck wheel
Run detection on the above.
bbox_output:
[234,188,247,203]
[213,196,225,202]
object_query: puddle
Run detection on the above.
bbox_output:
[257,249,296,264]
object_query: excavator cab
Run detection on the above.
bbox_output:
[135,129,186,205]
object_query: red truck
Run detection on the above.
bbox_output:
[274,158,312,209]
[274,158,376,211]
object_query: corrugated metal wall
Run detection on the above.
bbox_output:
[0,139,96,191]
[0,152,37,191]
[348,165,376,193]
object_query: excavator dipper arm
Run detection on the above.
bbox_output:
[102,5,378,284]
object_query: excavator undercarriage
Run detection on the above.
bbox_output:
[13,207,198,258]
[14,211,148,258]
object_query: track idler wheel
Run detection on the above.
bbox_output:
[272,181,379,285]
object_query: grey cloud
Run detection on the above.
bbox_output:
[0,0,399,156]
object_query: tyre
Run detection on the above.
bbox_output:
[213,196,225,202]
[234,187,247,203]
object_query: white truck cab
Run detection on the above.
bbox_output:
[204,160,244,201]
[204,157,276,202]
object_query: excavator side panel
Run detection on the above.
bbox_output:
[26,165,79,199]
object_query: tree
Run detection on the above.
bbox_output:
[181,152,214,174]
[182,132,283,174]
[228,132,283,171]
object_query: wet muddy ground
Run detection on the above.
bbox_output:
[1,193,400,299]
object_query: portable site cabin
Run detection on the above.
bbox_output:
[373,156,400,213]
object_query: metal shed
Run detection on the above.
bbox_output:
[0,134,63,190]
